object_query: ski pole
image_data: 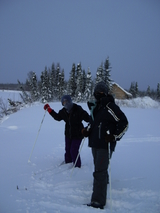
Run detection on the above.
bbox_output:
[28,109,47,163]
[108,142,112,213]
[70,137,86,176]
[70,125,91,176]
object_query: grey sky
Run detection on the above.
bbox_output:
[0,0,160,90]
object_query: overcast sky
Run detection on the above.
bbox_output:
[0,0,160,90]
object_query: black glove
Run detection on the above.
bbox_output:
[81,128,90,137]
[105,134,115,143]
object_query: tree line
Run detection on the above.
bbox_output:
[129,81,160,100]
[0,57,160,119]
[18,58,113,103]
[1,57,159,103]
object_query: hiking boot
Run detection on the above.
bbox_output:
[87,201,104,209]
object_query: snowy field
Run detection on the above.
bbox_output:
[0,90,160,213]
[0,89,22,103]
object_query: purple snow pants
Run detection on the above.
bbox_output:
[65,137,82,168]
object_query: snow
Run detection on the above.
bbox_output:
[0,89,22,103]
[0,90,160,213]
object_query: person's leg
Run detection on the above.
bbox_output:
[65,137,72,163]
[70,139,82,168]
[91,148,109,207]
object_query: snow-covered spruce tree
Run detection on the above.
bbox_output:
[58,69,65,100]
[146,85,151,97]
[150,88,156,100]
[67,79,72,97]
[67,63,77,97]
[82,69,86,95]
[84,67,92,101]
[47,68,53,102]
[129,82,138,98]
[104,57,113,91]
[95,58,113,92]
[75,63,83,102]
[40,67,50,103]
[27,71,40,101]
[53,64,61,100]
[48,63,56,101]
[95,62,104,85]
[135,82,139,97]
[156,83,160,101]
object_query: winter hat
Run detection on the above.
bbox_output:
[94,81,109,100]
[61,95,73,112]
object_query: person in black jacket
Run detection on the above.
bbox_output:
[82,81,128,209]
[44,95,89,168]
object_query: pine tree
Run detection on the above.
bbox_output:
[40,67,50,103]
[68,63,77,97]
[47,68,53,101]
[146,85,151,97]
[58,69,65,99]
[75,63,83,102]
[25,71,40,102]
[84,67,92,100]
[95,58,113,92]
[135,82,139,97]
[95,62,103,84]
[156,83,160,100]
[53,64,60,99]
[129,82,137,98]
[104,57,112,91]
[49,63,56,100]
[82,69,86,94]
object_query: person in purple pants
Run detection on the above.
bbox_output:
[44,95,89,168]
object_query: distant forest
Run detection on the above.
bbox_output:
[0,57,160,102]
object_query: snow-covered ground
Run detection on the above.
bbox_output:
[0,89,22,103]
[0,90,160,213]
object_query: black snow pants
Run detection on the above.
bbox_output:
[91,148,109,206]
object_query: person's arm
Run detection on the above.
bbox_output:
[80,106,90,122]
[44,104,63,121]
[106,103,128,141]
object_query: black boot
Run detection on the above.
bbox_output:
[87,202,104,209]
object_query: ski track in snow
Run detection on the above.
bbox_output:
[0,93,160,213]
[15,136,160,213]
[16,162,160,213]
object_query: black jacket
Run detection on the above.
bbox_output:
[87,95,128,151]
[49,103,89,139]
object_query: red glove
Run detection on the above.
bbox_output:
[44,104,52,113]
[105,134,115,143]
